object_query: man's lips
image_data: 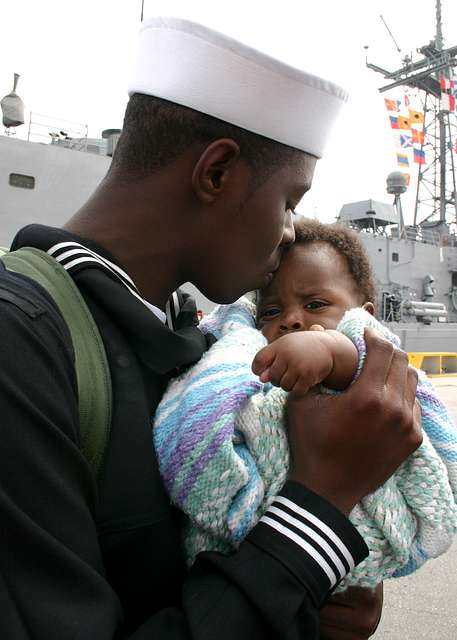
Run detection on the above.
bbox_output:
[268,260,281,276]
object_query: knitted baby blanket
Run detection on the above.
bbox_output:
[153,297,457,590]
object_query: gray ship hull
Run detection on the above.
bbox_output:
[339,199,457,355]
[384,321,457,352]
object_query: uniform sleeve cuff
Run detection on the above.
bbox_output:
[246,481,368,606]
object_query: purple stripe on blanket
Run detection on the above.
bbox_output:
[157,386,231,460]
[168,381,261,505]
[158,378,261,462]
[353,336,365,354]
[162,381,259,487]
[416,386,441,407]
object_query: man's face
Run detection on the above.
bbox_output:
[256,241,363,343]
[195,154,317,303]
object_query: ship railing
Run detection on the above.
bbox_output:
[345,222,446,247]
[402,226,442,245]
[26,112,88,149]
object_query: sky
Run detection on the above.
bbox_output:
[1,0,456,224]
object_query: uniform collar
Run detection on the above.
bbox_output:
[11,224,209,375]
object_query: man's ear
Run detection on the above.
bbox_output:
[191,138,243,204]
[363,301,375,316]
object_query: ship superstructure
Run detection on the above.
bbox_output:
[338,0,457,354]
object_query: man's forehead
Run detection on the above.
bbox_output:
[281,153,317,191]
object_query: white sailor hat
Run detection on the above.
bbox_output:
[128,17,348,158]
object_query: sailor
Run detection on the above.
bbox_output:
[0,17,421,639]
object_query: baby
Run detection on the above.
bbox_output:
[252,217,376,393]
[154,217,457,590]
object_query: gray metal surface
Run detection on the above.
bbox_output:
[358,232,457,324]
[0,136,110,246]
[336,203,457,351]
[339,199,399,227]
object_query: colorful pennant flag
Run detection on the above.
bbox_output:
[440,76,456,92]
[412,129,425,145]
[385,98,400,111]
[441,93,456,112]
[409,109,424,124]
[389,116,399,129]
[404,94,410,107]
[399,134,413,148]
[414,148,426,164]
[398,116,411,129]
[397,153,409,167]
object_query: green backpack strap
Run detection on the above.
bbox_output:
[1,246,112,481]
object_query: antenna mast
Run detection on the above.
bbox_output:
[367,0,457,231]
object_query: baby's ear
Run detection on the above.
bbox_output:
[362,302,375,316]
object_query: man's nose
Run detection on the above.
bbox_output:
[281,210,295,248]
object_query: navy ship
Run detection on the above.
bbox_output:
[1,2,457,367]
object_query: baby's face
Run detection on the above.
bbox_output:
[257,241,364,343]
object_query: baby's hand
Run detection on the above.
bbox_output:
[252,329,358,394]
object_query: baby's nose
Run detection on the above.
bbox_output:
[279,314,304,332]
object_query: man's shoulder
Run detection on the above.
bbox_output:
[0,260,60,317]
[0,260,74,358]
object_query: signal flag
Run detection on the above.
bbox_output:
[399,134,412,148]
[397,153,409,167]
[414,148,426,164]
[385,98,400,111]
[440,76,456,92]
[409,109,424,124]
[441,93,456,112]
[412,129,425,145]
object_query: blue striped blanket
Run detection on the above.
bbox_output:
[153,297,457,589]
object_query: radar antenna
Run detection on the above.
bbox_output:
[367,0,457,232]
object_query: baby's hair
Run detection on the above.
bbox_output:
[292,217,377,307]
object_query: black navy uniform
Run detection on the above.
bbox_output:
[0,224,368,639]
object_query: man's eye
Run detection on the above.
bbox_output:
[286,202,297,215]
[305,300,327,310]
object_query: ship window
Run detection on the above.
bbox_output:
[9,173,35,189]
[392,252,399,262]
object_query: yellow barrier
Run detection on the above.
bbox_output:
[407,352,457,377]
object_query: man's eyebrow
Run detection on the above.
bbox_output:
[294,182,312,202]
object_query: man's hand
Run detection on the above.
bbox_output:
[286,328,422,514]
[319,584,383,640]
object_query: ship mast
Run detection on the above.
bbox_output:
[366,0,457,231]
